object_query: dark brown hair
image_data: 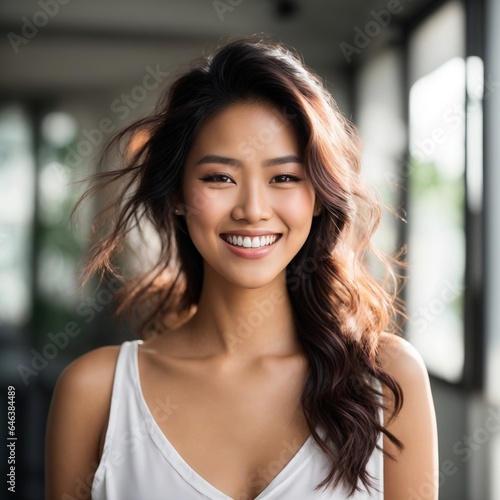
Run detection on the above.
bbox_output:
[75,34,405,496]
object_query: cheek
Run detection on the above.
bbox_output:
[182,180,225,220]
[280,188,316,221]
[182,186,230,239]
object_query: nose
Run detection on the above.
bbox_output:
[231,180,272,223]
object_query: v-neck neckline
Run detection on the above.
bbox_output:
[132,340,316,500]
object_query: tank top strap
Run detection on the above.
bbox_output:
[92,340,143,491]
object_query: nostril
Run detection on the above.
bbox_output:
[230,193,273,220]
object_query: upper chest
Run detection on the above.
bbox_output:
[138,347,312,499]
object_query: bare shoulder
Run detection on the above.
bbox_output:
[55,344,121,394]
[376,332,435,442]
[377,333,439,500]
[48,343,122,438]
[377,332,430,388]
[48,344,122,453]
[45,344,122,500]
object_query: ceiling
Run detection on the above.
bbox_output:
[0,0,435,93]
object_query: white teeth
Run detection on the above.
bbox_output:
[224,234,279,248]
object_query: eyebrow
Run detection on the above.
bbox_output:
[194,154,303,168]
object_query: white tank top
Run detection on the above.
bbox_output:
[91,340,384,499]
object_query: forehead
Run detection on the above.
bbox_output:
[188,102,299,159]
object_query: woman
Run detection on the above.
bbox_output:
[46,35,438,499]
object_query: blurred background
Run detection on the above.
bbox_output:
[0,0,497,498]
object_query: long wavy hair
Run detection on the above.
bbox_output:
[74,34,406,496]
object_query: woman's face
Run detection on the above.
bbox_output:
[182,101,319,289]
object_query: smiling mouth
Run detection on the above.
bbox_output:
[221,234,282,248]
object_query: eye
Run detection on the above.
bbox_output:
[270,174,303,183]
[199,173,234,184]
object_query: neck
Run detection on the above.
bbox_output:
[182,268,302,362]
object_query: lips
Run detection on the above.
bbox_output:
[220,234,282,249]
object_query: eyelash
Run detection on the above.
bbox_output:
[199,173,231,183]
[272,174,303,183]
[199,172,303,184]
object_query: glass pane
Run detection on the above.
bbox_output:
[0,105,35,326]
[406,58,466,382]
